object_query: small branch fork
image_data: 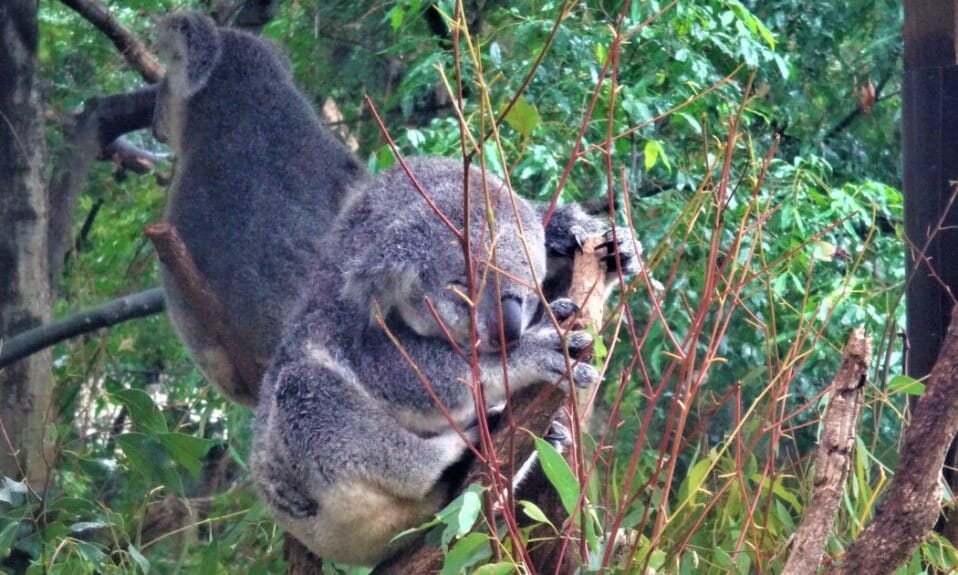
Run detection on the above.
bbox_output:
[825,303,958,575]
[781,327,870,575]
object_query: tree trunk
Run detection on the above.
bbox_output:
[0,0,55,488]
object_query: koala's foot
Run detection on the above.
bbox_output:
[549,298,580,322]
[507,323,600,393]
[597,226,642,276]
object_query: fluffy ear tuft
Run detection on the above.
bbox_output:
[156,13,223,98]
[341,254,422,321]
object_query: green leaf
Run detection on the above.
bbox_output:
[0,521,21,558]
[157,432,216,477]
[112,389,167,434]
[474,563,515,575]
[519,500,554,528]
[889,374,925,396]
[643,140,672,173]
[456,487,482,537]
[503,97,540,138]
[440,532,491,575]
[678,455,712,504]
[128,544,151,574]
[534,436,580,515]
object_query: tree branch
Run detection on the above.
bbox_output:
[782,327,870,575]
[58,0,164,83]
[826,304,958,575]
[0,288,165,369]
[48,86,158,291]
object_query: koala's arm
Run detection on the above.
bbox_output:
[539,201,643,301]
[365,300,599,428]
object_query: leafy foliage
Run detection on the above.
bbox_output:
[16,0,928,573]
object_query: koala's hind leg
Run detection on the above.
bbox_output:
[160,268,264,405]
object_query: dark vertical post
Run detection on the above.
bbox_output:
[903,0,958,540]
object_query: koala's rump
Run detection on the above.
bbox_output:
[281,479,444,566]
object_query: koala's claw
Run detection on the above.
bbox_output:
[566,330,594,357]
[571,363,600,389]
[550,298,580,322]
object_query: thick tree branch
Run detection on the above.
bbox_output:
[782,327,870,575]
[0,288,165,369]
[58,0,164,83]
[826,304,958,575]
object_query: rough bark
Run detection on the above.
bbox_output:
[781,328,870,575]
[827,304,958,575]
[0,0,55,488]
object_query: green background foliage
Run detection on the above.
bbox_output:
[18,0,921,573]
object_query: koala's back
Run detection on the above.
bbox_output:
[161,23,368,371]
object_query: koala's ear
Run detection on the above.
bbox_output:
[157,13,222,98]
[341,246,422,317]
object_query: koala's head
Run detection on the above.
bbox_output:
[154,13,223,100]
[341,158,546,352]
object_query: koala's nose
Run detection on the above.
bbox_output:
[489,296,523,347]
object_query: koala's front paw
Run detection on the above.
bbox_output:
[565,331,600,389]
[549,298,580,322]
[597,226,642,276]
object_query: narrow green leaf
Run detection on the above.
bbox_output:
[889,374,925,396]
[534,436,580,515]
[439,532,491,575]
[128,544,151,574]
[519,500,554,528]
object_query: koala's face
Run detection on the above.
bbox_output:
[342,159,546,353]
[395,212,545,353]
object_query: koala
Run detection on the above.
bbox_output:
[153,13,368,405]
[251,157,605,566]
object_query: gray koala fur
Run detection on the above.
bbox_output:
[153,13,368,405]
[251,157,607,566]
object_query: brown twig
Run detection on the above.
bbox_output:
[826,304,958,575]
[781,327,870,575]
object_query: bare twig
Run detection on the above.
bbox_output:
[782,327,870,575]
[58,0,164,83]
[0,288,165,369]
[826,304,958,575]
